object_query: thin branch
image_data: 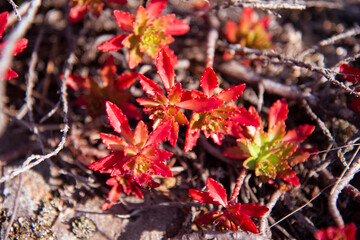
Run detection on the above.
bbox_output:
[299,25,360,59]
[328,145,360,227]
[229,168,247,203]
[0,0,42,137]
[6,0,21,21]
[206,15,219,68]
[223,44,360,97]
[259,189,283,238]
[226,0,345,10]
[170,230,267,240]
[0,49,74,184]
[229,0,306,10]
[3,174,23,240]
[218,60,304,99]
[25,28,45,150]
[302,99,334,142]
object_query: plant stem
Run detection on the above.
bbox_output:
[229,168,247,203]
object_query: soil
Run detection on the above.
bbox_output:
[1,0,360,239]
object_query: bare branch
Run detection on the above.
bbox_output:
[0,0,42,137]
[329,145,360,227]
[259,189,283,238]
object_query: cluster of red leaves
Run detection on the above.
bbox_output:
[223,99,315,187]
[101,174,143,210]
[224,8,272,60]
[97,0,190,69]
[89,101,173,189]
[66,56,140,118]
[314,223,357,240]
[339,64,360,112]
[0,12,28,80]
[189,178,268,233]
[87,49,260,208]
[69,0,127,23]
[137,49,259,151]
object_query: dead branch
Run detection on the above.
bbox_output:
[328,145,360,227]
[170,230,267,240]
[206,15,219,68]
[218,60,303,99]
[259,189,283,238]
[0,0,42,137]
[223,44,360,97]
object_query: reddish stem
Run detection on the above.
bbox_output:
[229,168,247,203]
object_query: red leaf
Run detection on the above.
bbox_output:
[69,5,88,23]
[165,18,190,36]
[101,55,116,87]
[216,84,245,102]
[168,83,183,104]
[138,73,166,99]
[184,127,200,152]
[105,101,134,143]
[200,68,218,97]
[66,74,90,91]
[156,48,174,90]
[350,97,360,112]
[137,97,161,107]
[162,45,178,65]
[231,213,259,233]
[128,45,144,69]
[145,119,171,146]
[176,97,223,112]
[231,107,260,127]
[100,133,128,151]
[113,10,134,32]
[97,34,127,52]
[339,64,360,84]
[225,20,237,43]
[4,67,18,80]
[193,211,224,226]
[115,72,138,90]
[283,124,315,143]
[12,38,28,56]
[88,152,123,172]
[314,222,357,240]
[206,178,228,207]
[146,0,167,20]
[222,146,249,160]
[268,99,288,130]
[168,120,179,147]
[239,203,268,218]
[189,189,222,206]
[280,174,299,186]
[0,12,8,39]
[133,120,149,148]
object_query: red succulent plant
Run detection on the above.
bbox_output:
[136,49,221,147]
[314,223,357,240]
[97,0,190,69]
[69,0,127,23]
[189,178,268,233]
[339,63,360,112]
[182,67,260,152]
[101,174,143,210]
[0,11,28,80]
[89,101,173,188]
[224,8,272,60]
[66,55,141,118]
[223,99,315,187]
